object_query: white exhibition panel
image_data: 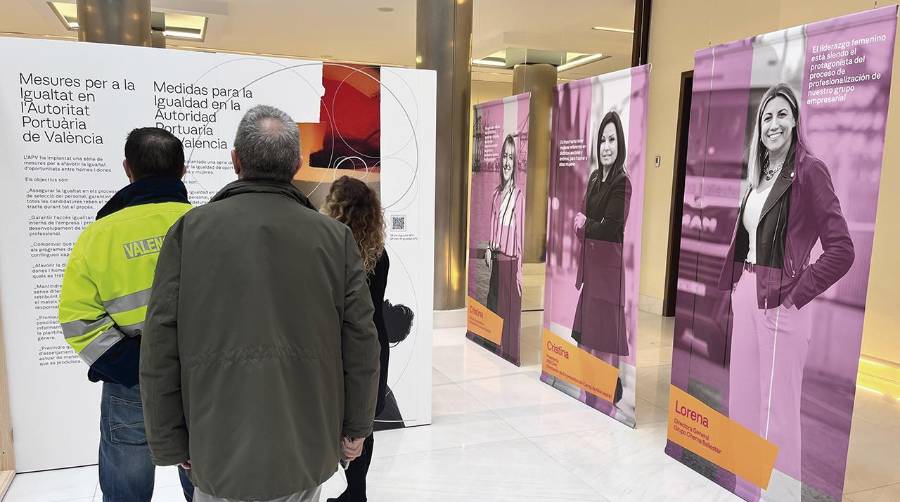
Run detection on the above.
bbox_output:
[379,68,435,428]
[0,37,435,472]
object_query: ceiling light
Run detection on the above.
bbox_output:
[472,49,508,68]
[564,51,590,62]
[49,1,78,29]
[471,49,610,71]
[558,53,610,72]
[472,58,507,68]
[162,12,207,41]
[592,26,634,34]
[163,29,202,40]
[48,2,208,41]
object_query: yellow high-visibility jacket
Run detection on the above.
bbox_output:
[59,200,191,385]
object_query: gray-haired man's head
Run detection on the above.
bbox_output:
[232,105,301,182]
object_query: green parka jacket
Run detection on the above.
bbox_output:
[140,179,379,500]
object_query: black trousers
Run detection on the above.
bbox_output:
[335,433,375,501]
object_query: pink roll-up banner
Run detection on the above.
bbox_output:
[541,65,649,427]
[666,7,897,501]
[466,93,530,366]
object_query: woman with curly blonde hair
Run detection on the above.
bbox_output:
[322,176,388,502]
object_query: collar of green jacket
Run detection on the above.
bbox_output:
[210,178,317,211]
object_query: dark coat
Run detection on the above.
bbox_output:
[583,167,631,241]
[140,179,380,500]
[573,167,631,355]
[718,145,855,309]
[575,166,631,288]
[368,252,390,415]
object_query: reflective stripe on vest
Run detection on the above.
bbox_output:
[63,315,143,359]
[61,315,113,339]
[119,321,144,336]
[103,288,152,314]
[78,326,125,365]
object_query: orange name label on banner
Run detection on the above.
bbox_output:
[541,329,618,402]
[666,385,778,490]
[466,297,504,346]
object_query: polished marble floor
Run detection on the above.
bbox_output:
[7,311,900,501]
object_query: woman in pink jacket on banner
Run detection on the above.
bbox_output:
[719,83,855,501]
[484,134,525,364]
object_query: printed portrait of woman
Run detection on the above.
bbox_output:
[484,134,525,363]
[572,110,632,409]
[718,83,855,500]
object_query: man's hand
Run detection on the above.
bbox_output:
[341,436,365,462]
[484,247,492,268]
[180,460,192,470]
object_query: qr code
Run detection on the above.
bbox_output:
[391,215,406,231]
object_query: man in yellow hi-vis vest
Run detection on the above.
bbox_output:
[59,128,194,502]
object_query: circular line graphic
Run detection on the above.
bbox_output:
[182,61,421,209]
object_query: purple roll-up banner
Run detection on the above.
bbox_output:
[540,65,649,428]
[466,93,530,366]
[665,7,897,501]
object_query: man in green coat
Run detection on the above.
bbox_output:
[140,105,380,501]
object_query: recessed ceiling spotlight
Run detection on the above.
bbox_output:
[377,7,395,12]
[592,26,634,34]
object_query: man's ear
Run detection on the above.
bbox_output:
[123,159,135,183]
[290,156,303,179]
[231,150,241,177]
